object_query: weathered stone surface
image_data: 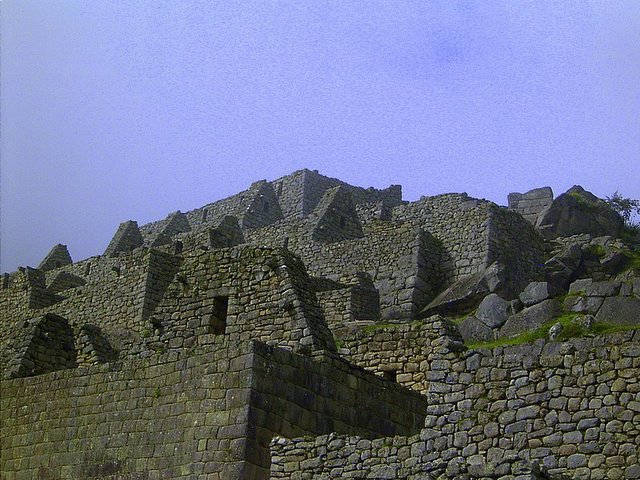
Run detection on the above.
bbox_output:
[1,169,638,480]
[508,186,554,224]
[545,244,583,290]
[519,281,564,307]
[37,244,73,271]
[563,295,604,315]
[568,278,593,294]
[104,220,144,256]
[595,297,640,326]
[476,293,511,328]
[419,262,508,317]
[535,185,624,239]
[583,280,621,297]
[458,315,494,343]
[499,299,561,338]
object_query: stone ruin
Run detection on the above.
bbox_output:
[1,168,638,480]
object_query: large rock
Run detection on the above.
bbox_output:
[457,316,494,343]
[419,262,508,317]
[563,295,604,315]
[595,297,640,326]
[476,293,511,328]
[519,282,564,307]
[499,299,561,339]
[535,186,623,239]
[583,280,621,297]
[545,244,583,290]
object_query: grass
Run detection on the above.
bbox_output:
[569,192,606,213]
[622,249,640,272]
[621,223,640,245]
[467,313,638,350]
[583,244,606,258]
[446,306,479,325]
[591,322,640,335]
[361,323,396,334]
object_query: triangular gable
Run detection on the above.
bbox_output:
[104,220,144,256]
[309,186,364,243]
[37,244,72,271]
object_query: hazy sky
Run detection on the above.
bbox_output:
[1,1,639,273]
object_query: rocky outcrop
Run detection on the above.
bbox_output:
[419,262,509,317]
[535,185,624,239]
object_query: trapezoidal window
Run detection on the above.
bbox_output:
[382,369,397,382]
[209,296,229,334]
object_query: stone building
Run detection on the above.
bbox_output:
[1,169,638,479]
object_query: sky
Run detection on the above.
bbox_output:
[1,1,639,273]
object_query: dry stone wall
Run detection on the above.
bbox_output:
[393,194,492,284]
[1,337,430,480]
[1,338,257,480]
[508,187,554,224]
[244,342,428,478]
[148,246,336,354]
[324,319,640,480]
[486,205,546,298]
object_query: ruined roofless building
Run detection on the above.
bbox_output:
[1,169,639,479]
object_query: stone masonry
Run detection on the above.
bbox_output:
[1,169,638,479]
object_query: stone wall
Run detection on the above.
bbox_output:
[508,187,554,224]
[1,338,429,480]
[486,204,546,298]
[270,169,403,219]
[393,194,492,284]
[392,195,544,298]
[321,319,640,480]
[148,246,336,354]
[1,339,257,480]
[244,342,428,478]
[0,249,178,370]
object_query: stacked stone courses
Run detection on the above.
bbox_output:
[1,168,638,479]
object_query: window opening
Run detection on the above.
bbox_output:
[382,369,397,382]
[209,296,229,334]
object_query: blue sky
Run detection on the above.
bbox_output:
[1,1,639,272]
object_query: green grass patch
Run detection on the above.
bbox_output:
[467,313,585,350]
[446,306,478,325]
[621,224,640,245]
[360,323,397,334]
[583,244,606,258]
[591,322,640,335]
[622,249,640,272]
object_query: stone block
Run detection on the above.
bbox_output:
[519,282,564,307]
[499,299,561,339]
[476,293,511,328]
[595,297,640,326]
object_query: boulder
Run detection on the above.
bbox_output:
[595,297,640,326]
[419,262,508,317]
[568,278,593,294]
[519,282,564,307]
[499,299,561,339]
[457,316,494,343]
[563,295,604,315]
[535,185,623,239]
[545,244,583,290]
[583,280,621,297]
[476,293,511,328]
